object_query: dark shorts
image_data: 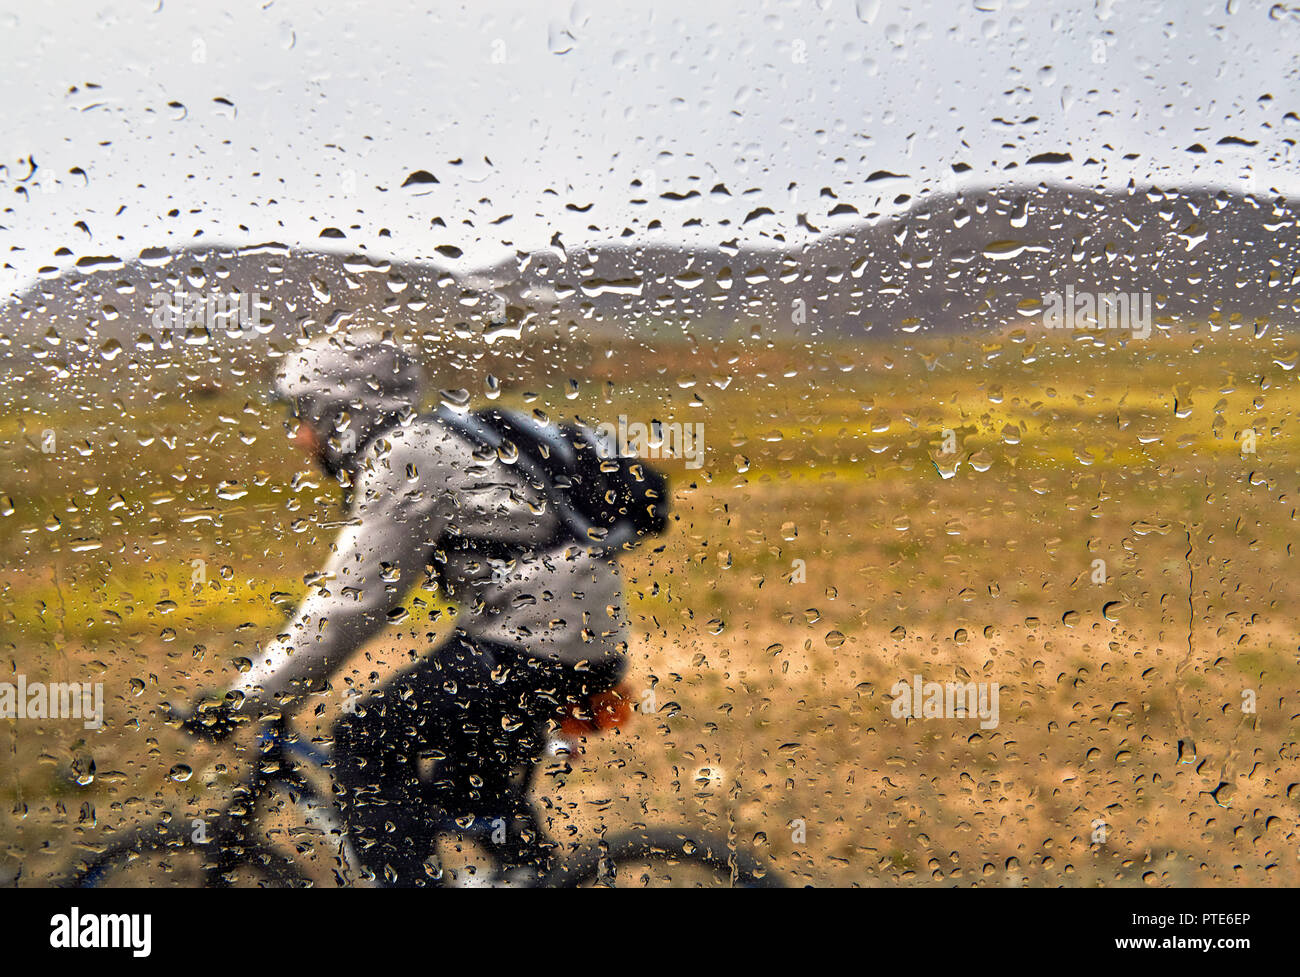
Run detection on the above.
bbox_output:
[330,630,622,884]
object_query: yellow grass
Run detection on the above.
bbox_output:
[2,321,1297,886]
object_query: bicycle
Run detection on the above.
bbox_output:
[62,714,784,888]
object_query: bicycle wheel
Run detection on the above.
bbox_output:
[63,819,306,888]
[541,828,784,888]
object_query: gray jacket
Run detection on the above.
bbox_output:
[230,414,627,712]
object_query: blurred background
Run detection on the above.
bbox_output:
[1,0,1297,885]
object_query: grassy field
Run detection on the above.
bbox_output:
[1,318,1298,886]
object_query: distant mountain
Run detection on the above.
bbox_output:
[3,182,1296,381]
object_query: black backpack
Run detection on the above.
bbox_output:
[433,405,670,552]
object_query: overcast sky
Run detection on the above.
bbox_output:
[2,0,1296,294]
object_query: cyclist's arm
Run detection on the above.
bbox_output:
[228,438,441,714]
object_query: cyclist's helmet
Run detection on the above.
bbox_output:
[274,332,423,473]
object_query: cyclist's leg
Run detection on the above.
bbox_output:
[417,639,536,819]
[331,633,477,885]
[398,640,549,871]
[448,644,627,873]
